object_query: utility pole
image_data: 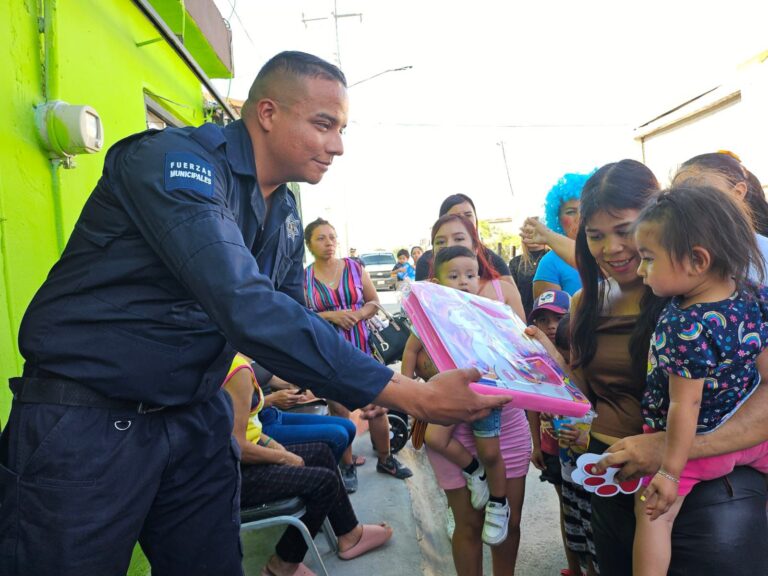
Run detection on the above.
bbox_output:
[301,1,362,67]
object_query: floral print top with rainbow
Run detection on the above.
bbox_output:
[643,286,768,432]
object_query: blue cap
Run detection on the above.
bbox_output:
[528,290,570,323]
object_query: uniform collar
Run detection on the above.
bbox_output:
[223,120,257,177]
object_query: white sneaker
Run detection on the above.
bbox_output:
[462,464,489,510]
[482,500,510,546]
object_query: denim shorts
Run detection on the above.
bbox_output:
[472,406,502,438]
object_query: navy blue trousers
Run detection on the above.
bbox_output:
[0,389,243,576]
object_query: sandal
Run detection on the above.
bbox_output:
[352,454,366,466]
[338,523,393,560]
[261,561,316,576]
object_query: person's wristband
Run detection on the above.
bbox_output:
[656,468,679,483]
[263,437,272,447]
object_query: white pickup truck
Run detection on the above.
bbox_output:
[359,251,397,291]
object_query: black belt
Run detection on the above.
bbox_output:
[10,377,168,414]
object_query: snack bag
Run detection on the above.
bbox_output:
[553,411,596,482]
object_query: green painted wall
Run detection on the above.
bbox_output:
[1,1,227,572]
[0,0,210,423]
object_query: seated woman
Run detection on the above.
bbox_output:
[251,360,357,464]
[224,354,392,576]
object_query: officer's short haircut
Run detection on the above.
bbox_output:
[246,51,347,108]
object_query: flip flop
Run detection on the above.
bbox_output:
[261,562,316,576]
[338,523,393,560]
[352,454,366,466]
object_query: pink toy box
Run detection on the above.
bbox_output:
[401,281,591,417]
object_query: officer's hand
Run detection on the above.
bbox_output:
[376,368,509,426]
[594,432,665,481]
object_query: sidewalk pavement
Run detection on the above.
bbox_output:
[242,427,567,576]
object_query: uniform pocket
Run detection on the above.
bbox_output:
[18,404,103,487]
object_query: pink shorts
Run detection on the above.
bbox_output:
[426,405,531,491]
[643,426,768,496]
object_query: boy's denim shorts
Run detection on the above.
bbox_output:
[472,406,502,438]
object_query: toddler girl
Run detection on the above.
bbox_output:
[632,185,768,575]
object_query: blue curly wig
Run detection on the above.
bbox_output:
[543,171,595,234]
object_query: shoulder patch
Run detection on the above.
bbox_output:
[285,213,301,242]
[164,152,214,197]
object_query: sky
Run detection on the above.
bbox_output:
[212,0,768,253]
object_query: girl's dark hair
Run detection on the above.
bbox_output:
[439,194,477,218]
[303,217,333,245]
[572,159,663,380]
[433,245,478,278]
[430,214,499,281]
[676,153,768,236]
[635,185,764,286]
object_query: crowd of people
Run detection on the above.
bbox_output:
[389,156,768,576]
[3,48,768,576]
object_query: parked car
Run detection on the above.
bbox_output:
[359,251,397,291]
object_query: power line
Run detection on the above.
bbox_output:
[222,0,255,47]
[347,120,630,129]
[301,7,362,67]
[497,141,515,197]
[349,66,413,87]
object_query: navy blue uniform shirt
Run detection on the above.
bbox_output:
[18,120,392,407]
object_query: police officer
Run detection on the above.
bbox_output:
[0,52,506,576]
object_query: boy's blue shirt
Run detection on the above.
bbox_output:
[393,261,416,281]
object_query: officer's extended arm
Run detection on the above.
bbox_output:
[113,136,508,422]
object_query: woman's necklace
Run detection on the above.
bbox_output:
[325,258,342,288]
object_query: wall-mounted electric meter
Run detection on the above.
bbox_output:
[36,100,104,159]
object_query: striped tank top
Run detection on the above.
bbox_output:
[304,257,371,354]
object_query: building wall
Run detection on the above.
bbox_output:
[637,53,768,186]
[0,0,210,424]
[1,2,230,572]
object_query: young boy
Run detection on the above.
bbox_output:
[391,249,415,287]
[527,290,586,576]
[529,289,570,347]
[528,290,571,482]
